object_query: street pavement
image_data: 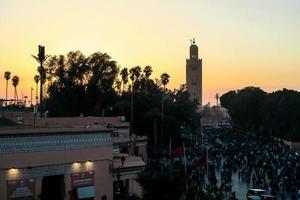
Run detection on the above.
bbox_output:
[214,170,292,200]
[215,170,248,200]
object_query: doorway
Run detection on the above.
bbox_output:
[41,175,65,200]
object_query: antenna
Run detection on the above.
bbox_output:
[193,38,195,44]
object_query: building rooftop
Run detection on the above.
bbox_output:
[0,125,112,136]
[113,154,145,169]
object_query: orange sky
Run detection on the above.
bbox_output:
[1,0,300,105]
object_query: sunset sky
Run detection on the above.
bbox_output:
[1,0,300,104]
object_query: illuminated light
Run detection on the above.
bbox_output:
[8,168,19,179]
[85,161,93,170]
[72,162,81,172]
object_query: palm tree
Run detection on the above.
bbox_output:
[120,68,128,92]
[160,73,170,139]
[32,45,49,117]
[129,66,142,85]
[115,79,122,95]
[4,71,11,106]
[128,66,142,137]
[12,75,19,104]
[143,65,153,79]
[34,75,40,105]
[160,73,170,89]
[143,66,153,93]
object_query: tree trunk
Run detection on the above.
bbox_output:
[36,83,38,105]
[14,87,16,105]
[5,80,8,106]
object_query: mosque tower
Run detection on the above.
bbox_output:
[186,38,202,108]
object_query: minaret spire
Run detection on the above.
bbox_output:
[186,38,202,109]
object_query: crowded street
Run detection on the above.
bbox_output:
[183,130,300,200]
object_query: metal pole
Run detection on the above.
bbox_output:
[40,62,43,117]
[161,93,164,140]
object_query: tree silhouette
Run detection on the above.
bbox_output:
[34,75,40,105]
[143,65,153,79]
[4,71,11,106]
[32,45,49,117]
[120,67,128,92]
[42,50,199,147]
[12,75,19,104]
[43,51,119,116]
[115,79,122,95]
[220,87,300,141]
[142,66,153,93]
[66,51,89,85]
[160,73,170,89]
[129,66,142,90]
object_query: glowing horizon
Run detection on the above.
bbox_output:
[1,0,300,105]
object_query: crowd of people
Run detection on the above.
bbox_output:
[209,131,300,199]
[146,130,300,200]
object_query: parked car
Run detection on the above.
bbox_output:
[247,189,267,199]
[260,195,276,200]
[247,195,261,200]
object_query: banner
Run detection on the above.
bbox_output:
[71,171,94,188]
[7,179,35,200]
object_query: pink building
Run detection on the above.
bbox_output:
[0,116,147,200]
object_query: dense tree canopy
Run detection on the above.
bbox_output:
[220,87,300,141]
[43,50,200,147]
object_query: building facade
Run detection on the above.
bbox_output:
[0,116,147,200]
[0,127,113,200]
[186,39,202,108]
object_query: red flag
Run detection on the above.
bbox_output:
[170,144,184,158]
[193,154,207,167]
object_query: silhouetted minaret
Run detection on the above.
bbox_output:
[186,38,202,108]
